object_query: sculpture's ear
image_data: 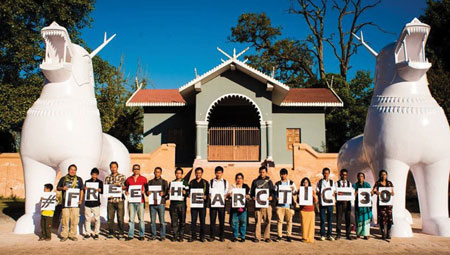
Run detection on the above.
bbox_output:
[73,54,93,86]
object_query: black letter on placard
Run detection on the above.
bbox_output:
[279,189,290,204]
[68,192,79,206]
[130,188,140,198]
[150,191,159,204]
[234,193,244,207]
[171,187,182,197]
[360,191,370,204]
[86,188,98,201]
[211,193,224,206]
[322,187,332,203]
[256,189,268,205]
[192,192,204,205]
[109,185,121,194]
[380,190,391,203]
[304,187,310,201]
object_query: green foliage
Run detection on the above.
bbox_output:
[229,13,315,86]
[420,0,450,122]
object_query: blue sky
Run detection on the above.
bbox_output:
[81,0,428,89]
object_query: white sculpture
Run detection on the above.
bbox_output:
[14,22,131,234]
[338,18,450,237]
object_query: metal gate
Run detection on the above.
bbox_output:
[208,127,260,161]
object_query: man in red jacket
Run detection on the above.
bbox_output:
[125,164,148,241]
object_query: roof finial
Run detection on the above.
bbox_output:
[271,66,275,78]
[217,46,250,61]
[194,67,199,78]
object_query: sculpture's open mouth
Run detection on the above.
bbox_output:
[395,18,431,80]
[40,22,74,82]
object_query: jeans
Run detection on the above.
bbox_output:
[319,205,333,237]
[128,202,145,238]
[170,203,186,238]
[107,201,125,235]
[210,207,225,239]
[336,201,351,237]
[231,210,247,239]
[191,208,206,239]
[150,204,166,238]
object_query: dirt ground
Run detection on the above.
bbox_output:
[0,206,449,255]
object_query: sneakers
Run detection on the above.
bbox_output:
[286,237,292,242]
[274,236,281,242]
[160,237,166,241]
[253,239,260,243]
[327,236,335,241]
[239,238,245,243]
[335,235,341,240]
[93,235,99,240]
[148,236,156,241]
[320,236,326,241]
[69,237,78,241]
[264,238,271,243]
[232,238,237,242]
[38,237,45,241]
[139,237,145,241]
[106,234,114,239]
[83,235,90,240]
[60,237,68,242]
[125,237,133,241]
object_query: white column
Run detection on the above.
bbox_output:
[266,120,273,161]
[195,121,208,159]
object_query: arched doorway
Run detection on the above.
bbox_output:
[206,94,261,161]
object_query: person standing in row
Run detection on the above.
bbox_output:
[125,164,148,241]
[299,177,317,243]
[57,164,84,242]
[251,166,274,243]
[373,170,394,240]
[229,173,250,242]
[169,167,189,242]
[83,168,103,240]
[104,161,126,240]
[335,169,352,240]
[147,166,169,241]
[274,168,297,242]
[316,167,335,241]
[188,167,209,242]
[353,172,373,239]
[209,166,229,242]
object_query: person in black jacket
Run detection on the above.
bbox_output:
[335,169,352,240]
[188,167,209,242]
[83,168,103,240]
[250,166,274,243]
[147,167,169,241]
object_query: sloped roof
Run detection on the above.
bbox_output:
[126,89,186,107]
[280,88,343,107]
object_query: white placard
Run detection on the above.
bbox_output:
[128,185,142,203]
[278,185,292,205]
[210,188,225,208]
[169,181,184,201]
[336,187,354,201]
[232,188,246,208]
[378,187,393,206]
[320,186,335,206]
[299,186,313,206]
[41,192,57,211]
[148,185,162,205]
[104,184,123,198]
[64,188,80,208]
[357,188,372,207]
[255,188,269,208]
[190,188,204,208]
[85,182,99,202]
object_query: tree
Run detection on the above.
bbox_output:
[229,13,315,87]
[0,0,95,152]
[288,0,385,80]
[420,0,450,123]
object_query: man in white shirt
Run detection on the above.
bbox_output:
[274,168,297,242]
[316,167,335,241]
[208,166,229,242]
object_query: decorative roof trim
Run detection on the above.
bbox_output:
[280,102,344,107]
[178,58,290,93]
[126,102,186,107]
[205,93,263,122]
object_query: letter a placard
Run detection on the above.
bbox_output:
[210,188,225,208]
[255,188,269,208]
